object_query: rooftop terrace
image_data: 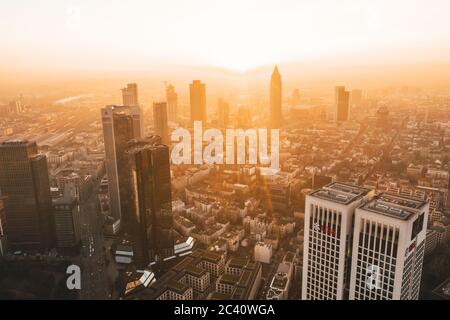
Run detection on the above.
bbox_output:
[309,182,371,205]
[360,193,427,221]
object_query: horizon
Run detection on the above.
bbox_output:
[2,0,450,77]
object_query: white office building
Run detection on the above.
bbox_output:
[302,182,372,300]
[349,193,429,300]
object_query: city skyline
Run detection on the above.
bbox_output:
[1,0,450,304]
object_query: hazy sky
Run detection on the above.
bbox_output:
[2,0,450,73]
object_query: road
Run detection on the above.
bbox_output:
[79,182,111,299]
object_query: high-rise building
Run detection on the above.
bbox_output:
[52,192,81,249]
[122,83,139,107]
[122,83,144,137]
[101,106,136,222]
[124,138,174,267]
[270,65,282,128]
[335,86,350,122]
[189,80,206,124]
[217,98,229,128]
[302,182,372,300]
[351,89,362,107]
[166,84,178,122]
[349,193,429,300]
[0,195,7,255]
[0,140,54,251]
[153,102,170,145]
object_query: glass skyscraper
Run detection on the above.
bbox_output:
[0,140,53,251]
[124,138,174,267]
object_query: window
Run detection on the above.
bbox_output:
[411,213,424,240]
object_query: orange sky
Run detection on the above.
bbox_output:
[2,0,450,74]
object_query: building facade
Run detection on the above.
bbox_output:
[349,193,429,300]
[166,84,178,122]
[0,140,54,251]
[302,182,372,300]
[189,80,206,125]
[153,102,170,145]
[270,66,282,128]
[101,106,139,222]
[124,138,174,267]
[335,86,350,122]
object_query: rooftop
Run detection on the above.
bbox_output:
[227,258,248,268]
[1,139,32,147]
[360,193,427,221]
[208,292,231,300]
[219,274,240,285]
[309,182,371,205]
[167,280,190,294]
[270,272,288,290]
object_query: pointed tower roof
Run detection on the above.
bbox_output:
[272,65,280,76]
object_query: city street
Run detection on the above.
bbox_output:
[79,183,110,299]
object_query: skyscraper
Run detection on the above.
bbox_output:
[122,83,139,107]
[124,138,174,267]
[270,65,282,128]
[52,192,81,249]
[189,80,206,125]
[349,193,429,300]
[335,86,350,122]
[0,140,53,251]
[302,182,372,300]
[217,98,229,128]
[52,180,81,248]
[122,83,144,138]
[153,102,170,145]
[101,106,136,222]
[0,195,7,255]
[351,89,362,107]
[166,84,178,122]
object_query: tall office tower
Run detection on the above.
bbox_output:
[153,102,170,145]
[0,195,7,255]
[101,106,136,222]
[302,182,372,300]
[166,84,178,122]
[270,65,282,128]
[349,193,428,300]
[351,89,362,107]
[52,188,81,249]
[335,86,350,122]
[0,140,53,251]
[124,138,174,267]
[189,80,206,125]
[122,83,139,106]
[122,83,144,138]
[217,98,229,128]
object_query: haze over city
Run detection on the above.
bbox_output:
[2,0,450,92]
[1,0,450,305]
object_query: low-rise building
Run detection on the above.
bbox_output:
[254,241,272,264]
